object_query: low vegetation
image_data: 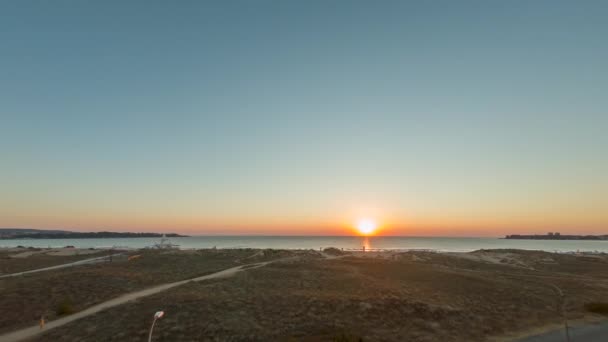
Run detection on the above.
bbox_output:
[584,302,608,316]
[29,250,608,342]
[322,247,346,256]
[0,248,105,275]
[56,298,75,316]
[0,248,296,334]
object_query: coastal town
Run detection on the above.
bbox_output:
[505,233,608,241]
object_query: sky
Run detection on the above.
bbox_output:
[1,1,607,236]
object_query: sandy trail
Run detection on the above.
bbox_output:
[0,260,274,342]
[8,248,102,258]
[0,253,123,279]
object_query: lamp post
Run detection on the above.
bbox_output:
[148,311,164,342]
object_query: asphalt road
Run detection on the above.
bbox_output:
[517,321,608,342]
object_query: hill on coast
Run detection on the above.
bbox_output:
[0,229,186,239]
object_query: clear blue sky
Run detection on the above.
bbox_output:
[1,1,607,235]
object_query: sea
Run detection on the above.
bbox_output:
[1,236,607,253]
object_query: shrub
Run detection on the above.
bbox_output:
[333,333,363,342]
[584,302,608,315]
[323,247,344,256]
[56,299,75,316]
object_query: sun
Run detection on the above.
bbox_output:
[356,219,377,235]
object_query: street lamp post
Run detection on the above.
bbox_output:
[148,311,164,342]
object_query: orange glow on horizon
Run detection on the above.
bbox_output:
[2,211,607,237]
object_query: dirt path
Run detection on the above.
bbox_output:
[0,253,124,279]
[0,260,273,342]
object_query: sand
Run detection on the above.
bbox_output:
[6,248,102,258]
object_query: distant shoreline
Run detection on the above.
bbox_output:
[2,232,608,253]
[0,229,187,240]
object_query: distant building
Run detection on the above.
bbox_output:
[505,233,602,240]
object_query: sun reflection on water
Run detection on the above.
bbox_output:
[362,236,371,251]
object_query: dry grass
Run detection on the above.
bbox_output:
[0,248,294,334]
[29,250,608,342]
[0,248,106,275]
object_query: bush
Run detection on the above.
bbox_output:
[584,302,608,315]
[323,247,344,256]
[56,299,75,316]
[333,333,363,342]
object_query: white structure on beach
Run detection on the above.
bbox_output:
[151,234,180,249]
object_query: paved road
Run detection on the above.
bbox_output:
[517,321,608,342]
[0,260,277,342]
[0,253,123,279]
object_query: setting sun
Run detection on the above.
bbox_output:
[356,219,377,235]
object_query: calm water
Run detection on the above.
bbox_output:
[1,236,607,253]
